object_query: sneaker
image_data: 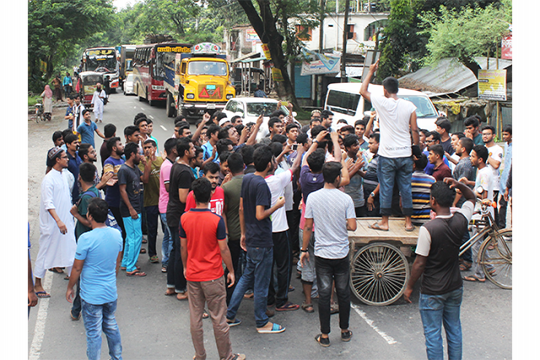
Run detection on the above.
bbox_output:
[227,318,241,327]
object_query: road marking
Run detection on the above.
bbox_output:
[160,125,167,131]
[351,303,397,345]
[140,107,145,111]
[29,271,53,360]
[148,115,154,119]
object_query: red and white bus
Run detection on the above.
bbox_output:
[132,42,191,106]
[81,47,120,93]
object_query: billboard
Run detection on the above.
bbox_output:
[300,48,340,76]
[478,69,507,101]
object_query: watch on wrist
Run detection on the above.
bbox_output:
[313,140,319,143]
[300,249,308,253]
[370,192,376,198]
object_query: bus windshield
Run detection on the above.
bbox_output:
[86,56,117,73]
[125,59,133,72]
[188,61,227,76]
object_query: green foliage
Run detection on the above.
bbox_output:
[28,0,115,92]
[28,95,42,107]
[419,1,511,71]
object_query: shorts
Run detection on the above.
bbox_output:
[299,228,316,283]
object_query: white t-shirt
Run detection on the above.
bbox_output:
[474,166,494,216]
[265,170,293,233]
[486,144,503,191]
[371,94,417,158]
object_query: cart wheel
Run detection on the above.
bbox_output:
[480,229,512,290]
[350,243,409,306]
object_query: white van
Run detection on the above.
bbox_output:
[325,83,439,131]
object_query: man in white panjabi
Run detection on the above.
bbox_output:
[33,147,77,298]
[91,83,107,123]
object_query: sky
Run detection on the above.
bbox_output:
[113,0,141,10]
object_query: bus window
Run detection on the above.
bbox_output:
[181,63,187,75]
[326,90,359,117]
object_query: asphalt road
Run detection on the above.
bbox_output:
[28,92,512,360]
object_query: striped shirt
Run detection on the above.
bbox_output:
[411,171,435,225]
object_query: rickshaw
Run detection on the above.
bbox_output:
[78,71,104,108]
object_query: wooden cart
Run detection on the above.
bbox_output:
[348,217,419,306]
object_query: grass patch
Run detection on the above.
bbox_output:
[28,94,41,107]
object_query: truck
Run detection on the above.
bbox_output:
[163,43,235,119]
[119,45,137,89]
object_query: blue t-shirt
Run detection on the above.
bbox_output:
[202,141,218,163]
[77,121,98,148]
[241,173,272,247]
[66,105,75,130]
[104,157,125,208]
[75,227,123,305]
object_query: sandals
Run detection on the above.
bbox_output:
[330,303,339,314]
[405,225,416,232]
[230,354,246,360]
[301,302,314,313]
[161,267,167,273]
[368,223,389,231]
[276,302,300,311]
[140,248,147,254]
[176,292,188,300]
[459,262,472,271]
[463,275,485,282]
[126,270,147,277]
[48,267,64,274]
[202,312,209,319]
[341,330,353,342]
[35,291,51,298]
[227,318,241,327]
[315,334,330,347]
[257,322,286,334]
[149,255,159,263]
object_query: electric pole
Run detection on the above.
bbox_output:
[340,0,351,82]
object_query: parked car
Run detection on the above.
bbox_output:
[222,97,296,139]
[123,73,135,95]
[325,82,439,131]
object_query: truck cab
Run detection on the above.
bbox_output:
[166,43,235,119]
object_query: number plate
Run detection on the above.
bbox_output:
[207,104,216,109]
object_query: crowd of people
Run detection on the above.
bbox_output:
[29,60,512,360]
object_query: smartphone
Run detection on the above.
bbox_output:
[292,144,298,151]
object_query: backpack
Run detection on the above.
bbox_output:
[79,190,121,233]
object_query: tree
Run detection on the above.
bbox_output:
[377,0,503,80]
[28,0,115,91]
[419,0,511,77]
[237,0,318,107]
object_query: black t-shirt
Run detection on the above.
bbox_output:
[420,211,469,295]
[441,138,454,155]
[166,163,195,228]
[118,163,143,217]
[241,173,272,247]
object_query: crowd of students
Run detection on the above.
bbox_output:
[31,61,512,359]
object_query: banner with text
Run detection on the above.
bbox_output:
[300,48,340,76]
[478,69,507,101]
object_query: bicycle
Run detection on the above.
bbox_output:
[459,196,512,289]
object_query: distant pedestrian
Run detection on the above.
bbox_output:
[63,72,72,97]
[66,197,123,360]
[40,85,53,121]
[254,85,267,98]
[91,83,107,123]
[52,73,63,101]
[180,177,245,360]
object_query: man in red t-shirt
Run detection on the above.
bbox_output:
[428,144,452,182]
[180,177,244,360]
[184,162,225,216]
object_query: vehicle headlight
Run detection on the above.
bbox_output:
[226,94,233,99]
[186,93,195,99]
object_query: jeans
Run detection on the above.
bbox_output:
[167,226,187,293]
[160,213,172,267]
[227,246,273,328]
[419,287,463,360]
[144,205,159,257]
[82,299,122,360]
[121,215,142,272]
[315,255,351,335]
[377,156,413,216]
[267,231,291,308]
[498,192,507,228]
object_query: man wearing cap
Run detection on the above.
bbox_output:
[33,147,77,298]
[219,117,231,128]
[91,83,107,123]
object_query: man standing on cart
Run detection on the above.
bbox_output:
[360,60,420,232]
[403,178,475,360]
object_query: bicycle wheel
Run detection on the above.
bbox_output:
[350,243,409,306]
[480,229,512,289]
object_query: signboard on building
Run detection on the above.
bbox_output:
[246,28,260,42]
[300,48,340,76]
[501,34,512,60]
[478,69,507,101]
